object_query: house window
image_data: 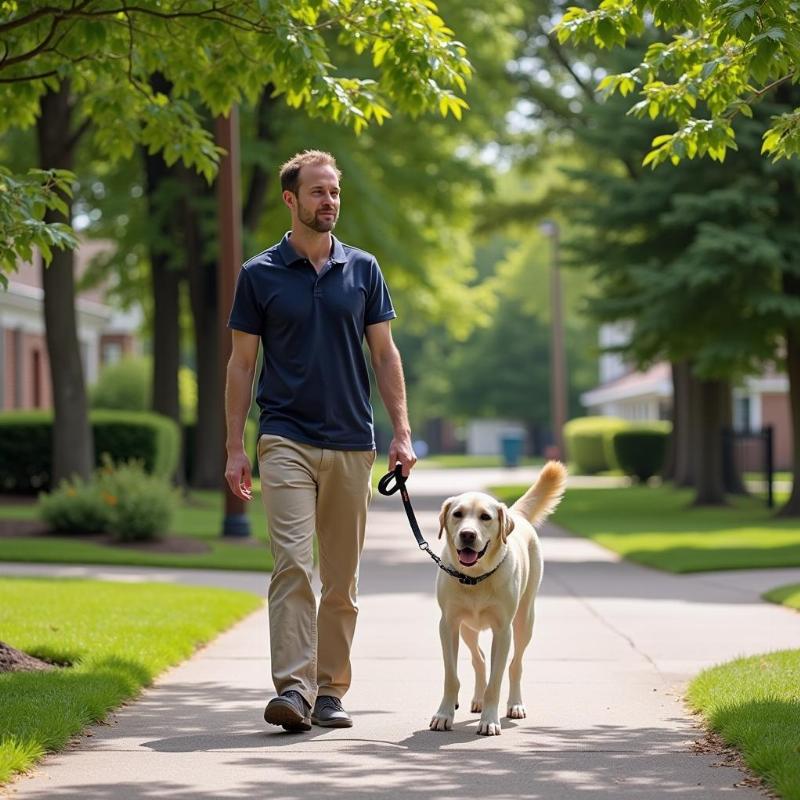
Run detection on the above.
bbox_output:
[32,349,42,408]
[103,342,122,365]
[733,395,751,432]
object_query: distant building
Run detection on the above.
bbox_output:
[580,323,792,469]
[465,419,527,456]
[0,241,141,411]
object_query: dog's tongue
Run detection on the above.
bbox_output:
[458,548,479,566]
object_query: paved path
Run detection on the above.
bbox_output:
[3,468,800,799]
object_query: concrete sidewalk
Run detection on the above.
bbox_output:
[4,468,800,798]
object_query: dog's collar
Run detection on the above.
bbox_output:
[440,545,509,586]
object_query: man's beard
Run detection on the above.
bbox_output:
[298,202,338,233]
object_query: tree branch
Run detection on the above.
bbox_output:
[546,34,597,105]
[0,14,64,69]
[67,116,92,151]
[0,0,92,35]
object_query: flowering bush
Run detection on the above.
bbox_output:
[38,477,113,534]
[38,457,176,542]
[96,458,176,542]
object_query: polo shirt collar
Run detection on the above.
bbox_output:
[278,232,347,266]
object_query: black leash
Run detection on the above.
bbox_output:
[377,464,507,586]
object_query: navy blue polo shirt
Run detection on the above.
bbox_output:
[228,233,396,450]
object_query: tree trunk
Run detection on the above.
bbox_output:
[721,383,747,495]
[778,291,800,516]
[774,126,800,516]
[36,83,94,484]
[671,360,695,487]
[182,169,223,489]
[691,377,728,506]
[179,93,275,490]
[144,73,186,486]
[143,151,182,425]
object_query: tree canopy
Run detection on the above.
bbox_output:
[555,0,800,166]
[0,0,472,283]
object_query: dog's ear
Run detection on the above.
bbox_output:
[498,503,515,543]
[438,497,454,540]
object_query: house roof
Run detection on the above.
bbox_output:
[581,362,673,407]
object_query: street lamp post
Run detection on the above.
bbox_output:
[539,220,568,462]
[216,107,251,538]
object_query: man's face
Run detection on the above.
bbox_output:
[287,163,340,233]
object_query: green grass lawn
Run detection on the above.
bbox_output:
[688,585,800,799]
[492,484,800,573]
[0,490,274,571]
[416,454,544,469]
[745,471,792,484]
[0,577,262,784]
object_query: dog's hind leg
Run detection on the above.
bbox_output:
[507,602,535,719]
[460,624,486,713]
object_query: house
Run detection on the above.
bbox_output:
[0,241,141,411]
[581,323,793,470]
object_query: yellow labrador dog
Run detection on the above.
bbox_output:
[430,461,567,736]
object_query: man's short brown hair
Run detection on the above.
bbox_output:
[279,150,341,195]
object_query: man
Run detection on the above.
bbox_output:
[224,150,416,732]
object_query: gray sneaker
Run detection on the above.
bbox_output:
[311,695,353,728]
[263,690,311,732]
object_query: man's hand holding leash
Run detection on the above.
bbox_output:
[388,434,416,477]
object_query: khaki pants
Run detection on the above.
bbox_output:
[258,434,375,707]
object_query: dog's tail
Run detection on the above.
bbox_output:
[511,460,568,525]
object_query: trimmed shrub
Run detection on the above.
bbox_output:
[38,458,176,541]
[563,416,629,474]
[38,477,113,534]
[91,357,150,412]
[92,410,180,479]
[611,426,670,483]
[91,356,198,423]
[0,410,180,493]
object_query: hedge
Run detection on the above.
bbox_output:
[611,426,670,482]
[0,410,180,493]
[563,416,629,474]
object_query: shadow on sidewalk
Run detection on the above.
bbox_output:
[34,714,748,799]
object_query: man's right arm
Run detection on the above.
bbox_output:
[224,330,260,501]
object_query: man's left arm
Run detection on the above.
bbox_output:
[365,321,417,476]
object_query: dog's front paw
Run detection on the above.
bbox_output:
[477,714,502,736]
[470,698,483,713]
[430,711,454,731]
[507,703,526,719]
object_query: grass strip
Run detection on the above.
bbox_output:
[0,536,273,571]
[765,583,800,610]
[0,577,262,784]
[687,648,800,799]
[416,454,544,469]
[492,485,800,573]
[0,490,273,571]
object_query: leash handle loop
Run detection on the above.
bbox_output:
[377,463,405,497]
